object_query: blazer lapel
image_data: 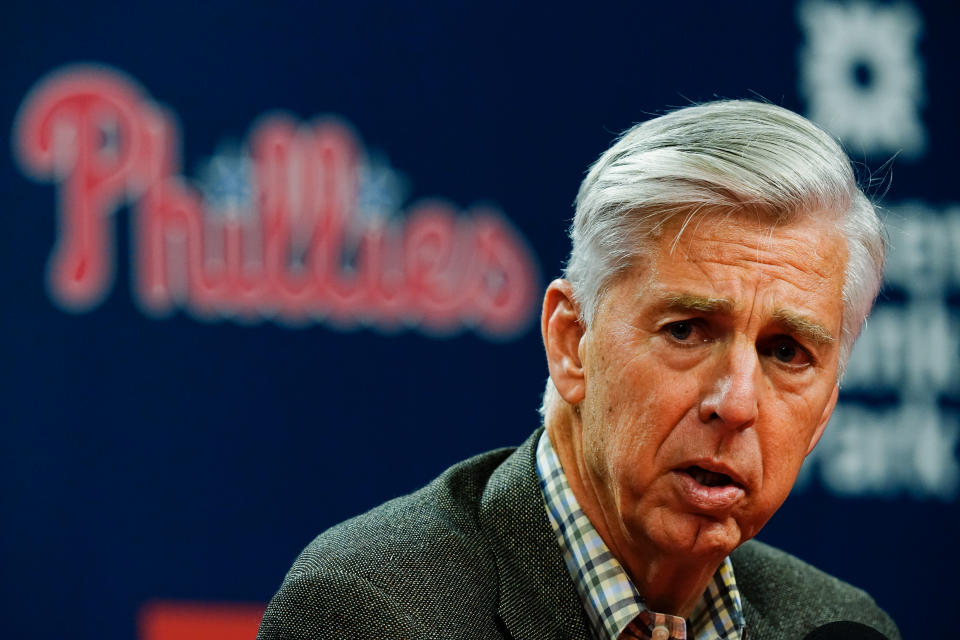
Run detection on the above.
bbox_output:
[730,542,776,640]
[479,428,590,640]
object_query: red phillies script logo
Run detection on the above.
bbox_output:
[13,65,540,338]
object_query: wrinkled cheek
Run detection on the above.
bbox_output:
[610,451,661,509]
[766,443,809,487]
[612,478,651,535]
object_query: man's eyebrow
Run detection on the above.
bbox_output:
[773,309,836,345]
[660,293,735,314]
[658,294,836,345]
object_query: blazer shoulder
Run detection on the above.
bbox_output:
[258,566,428,639]
[732,539,900,640]
[265,445,517,637]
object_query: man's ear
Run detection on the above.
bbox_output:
[542,279,587,405]
[806,384,839,456]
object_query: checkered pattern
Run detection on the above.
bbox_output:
[536,432,746,640]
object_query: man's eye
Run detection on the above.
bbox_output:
[766,338,812,367]
[774,342,797,362]
[666,321,695,341]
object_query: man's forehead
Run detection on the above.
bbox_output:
[656,208,849,268]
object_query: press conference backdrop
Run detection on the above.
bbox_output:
[2,1,956,638]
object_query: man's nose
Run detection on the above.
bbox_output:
[698,340,760,429]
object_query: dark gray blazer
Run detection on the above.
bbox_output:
[258,429,900,639]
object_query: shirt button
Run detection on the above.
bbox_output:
[651,625,670,640]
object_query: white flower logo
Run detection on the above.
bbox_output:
[798,0,926,159]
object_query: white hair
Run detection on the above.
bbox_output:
[540,100,885,418]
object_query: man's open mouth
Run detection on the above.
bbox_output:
[684,465,737,488]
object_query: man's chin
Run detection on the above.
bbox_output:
[646,512,743,559]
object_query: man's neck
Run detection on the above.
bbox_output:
[627,550,724,618]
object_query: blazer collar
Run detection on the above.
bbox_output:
[479,428,590,640]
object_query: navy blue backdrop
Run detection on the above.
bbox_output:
[3,2,958,639]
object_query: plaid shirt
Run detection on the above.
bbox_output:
[536,431,746,640]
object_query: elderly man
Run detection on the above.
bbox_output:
[258,101,900,640]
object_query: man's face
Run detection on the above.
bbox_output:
[575,212,846,560]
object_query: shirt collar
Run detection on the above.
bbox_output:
[535,430,746,640]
